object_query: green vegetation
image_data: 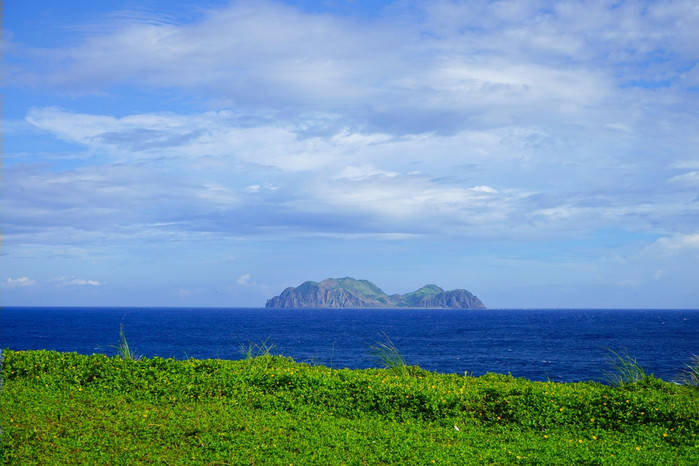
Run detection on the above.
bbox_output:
[335,277,389,301]
[1,350,697,464]
[401,284,444,307]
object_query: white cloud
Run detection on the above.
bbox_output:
[653,233,699,253]
[334,165,398,181]
[237,273,253,286]
[669,171,699,186]
[470,185,498,194]
[13,0,697,137]
[25,107,342,171]
[52,277,102,286]
[10,104,699,245]
[672,160,699,170]
[178,288,199,298]
[4,1,699,269]
[2,277,36,289]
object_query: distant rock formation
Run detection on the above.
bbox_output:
[265,277,486,309]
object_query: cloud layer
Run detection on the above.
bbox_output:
[3,0,699,306]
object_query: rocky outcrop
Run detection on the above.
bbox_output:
[265,277,486,309]
[410,289,485,309]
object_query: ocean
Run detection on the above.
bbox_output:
[1,307,697,383]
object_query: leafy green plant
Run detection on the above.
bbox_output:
[2,349,698,465]
[604,349,646,385]
[369,332,407,375]
[677,354,699,387]
[114,324,142,361]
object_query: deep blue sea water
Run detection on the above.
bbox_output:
[1,307,697,383]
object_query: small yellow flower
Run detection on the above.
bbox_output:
[578,439,583,444]
[592,436,597,440]
[559,407,564,411]
[543,434,549,439]
[663,433,668,437]
[635,446,641,451]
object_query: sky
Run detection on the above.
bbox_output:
[1,0,698,308]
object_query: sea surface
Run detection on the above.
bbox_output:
[1,307,697,383]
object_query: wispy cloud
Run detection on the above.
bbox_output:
[11,1,698,134]
[8,102,698,246]
[652,233,699,254]
[52,277,102,287]
[237,273,254,286]
[177,288,200,298]
[2,277,36,289]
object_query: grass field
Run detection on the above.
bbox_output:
[1,349,697,464]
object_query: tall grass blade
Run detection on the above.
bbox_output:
[239,337,276,360]
[238,337,276,370]
[677,354,699,387]
[369,332,407,375]
[329,341,336,370]
[115,324,142,361]
[604,348,646,386]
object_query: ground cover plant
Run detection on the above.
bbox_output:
[1,349,697,464]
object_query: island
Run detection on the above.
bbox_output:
[265,277,486,309]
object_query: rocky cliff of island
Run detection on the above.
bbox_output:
[265,277,486,309]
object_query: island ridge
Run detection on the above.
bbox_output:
[265,277,486,309]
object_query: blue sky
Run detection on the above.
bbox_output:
[2,0,698,308]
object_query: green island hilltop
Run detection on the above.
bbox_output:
[265,277,486,309]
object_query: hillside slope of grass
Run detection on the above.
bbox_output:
[1,350,697,464]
